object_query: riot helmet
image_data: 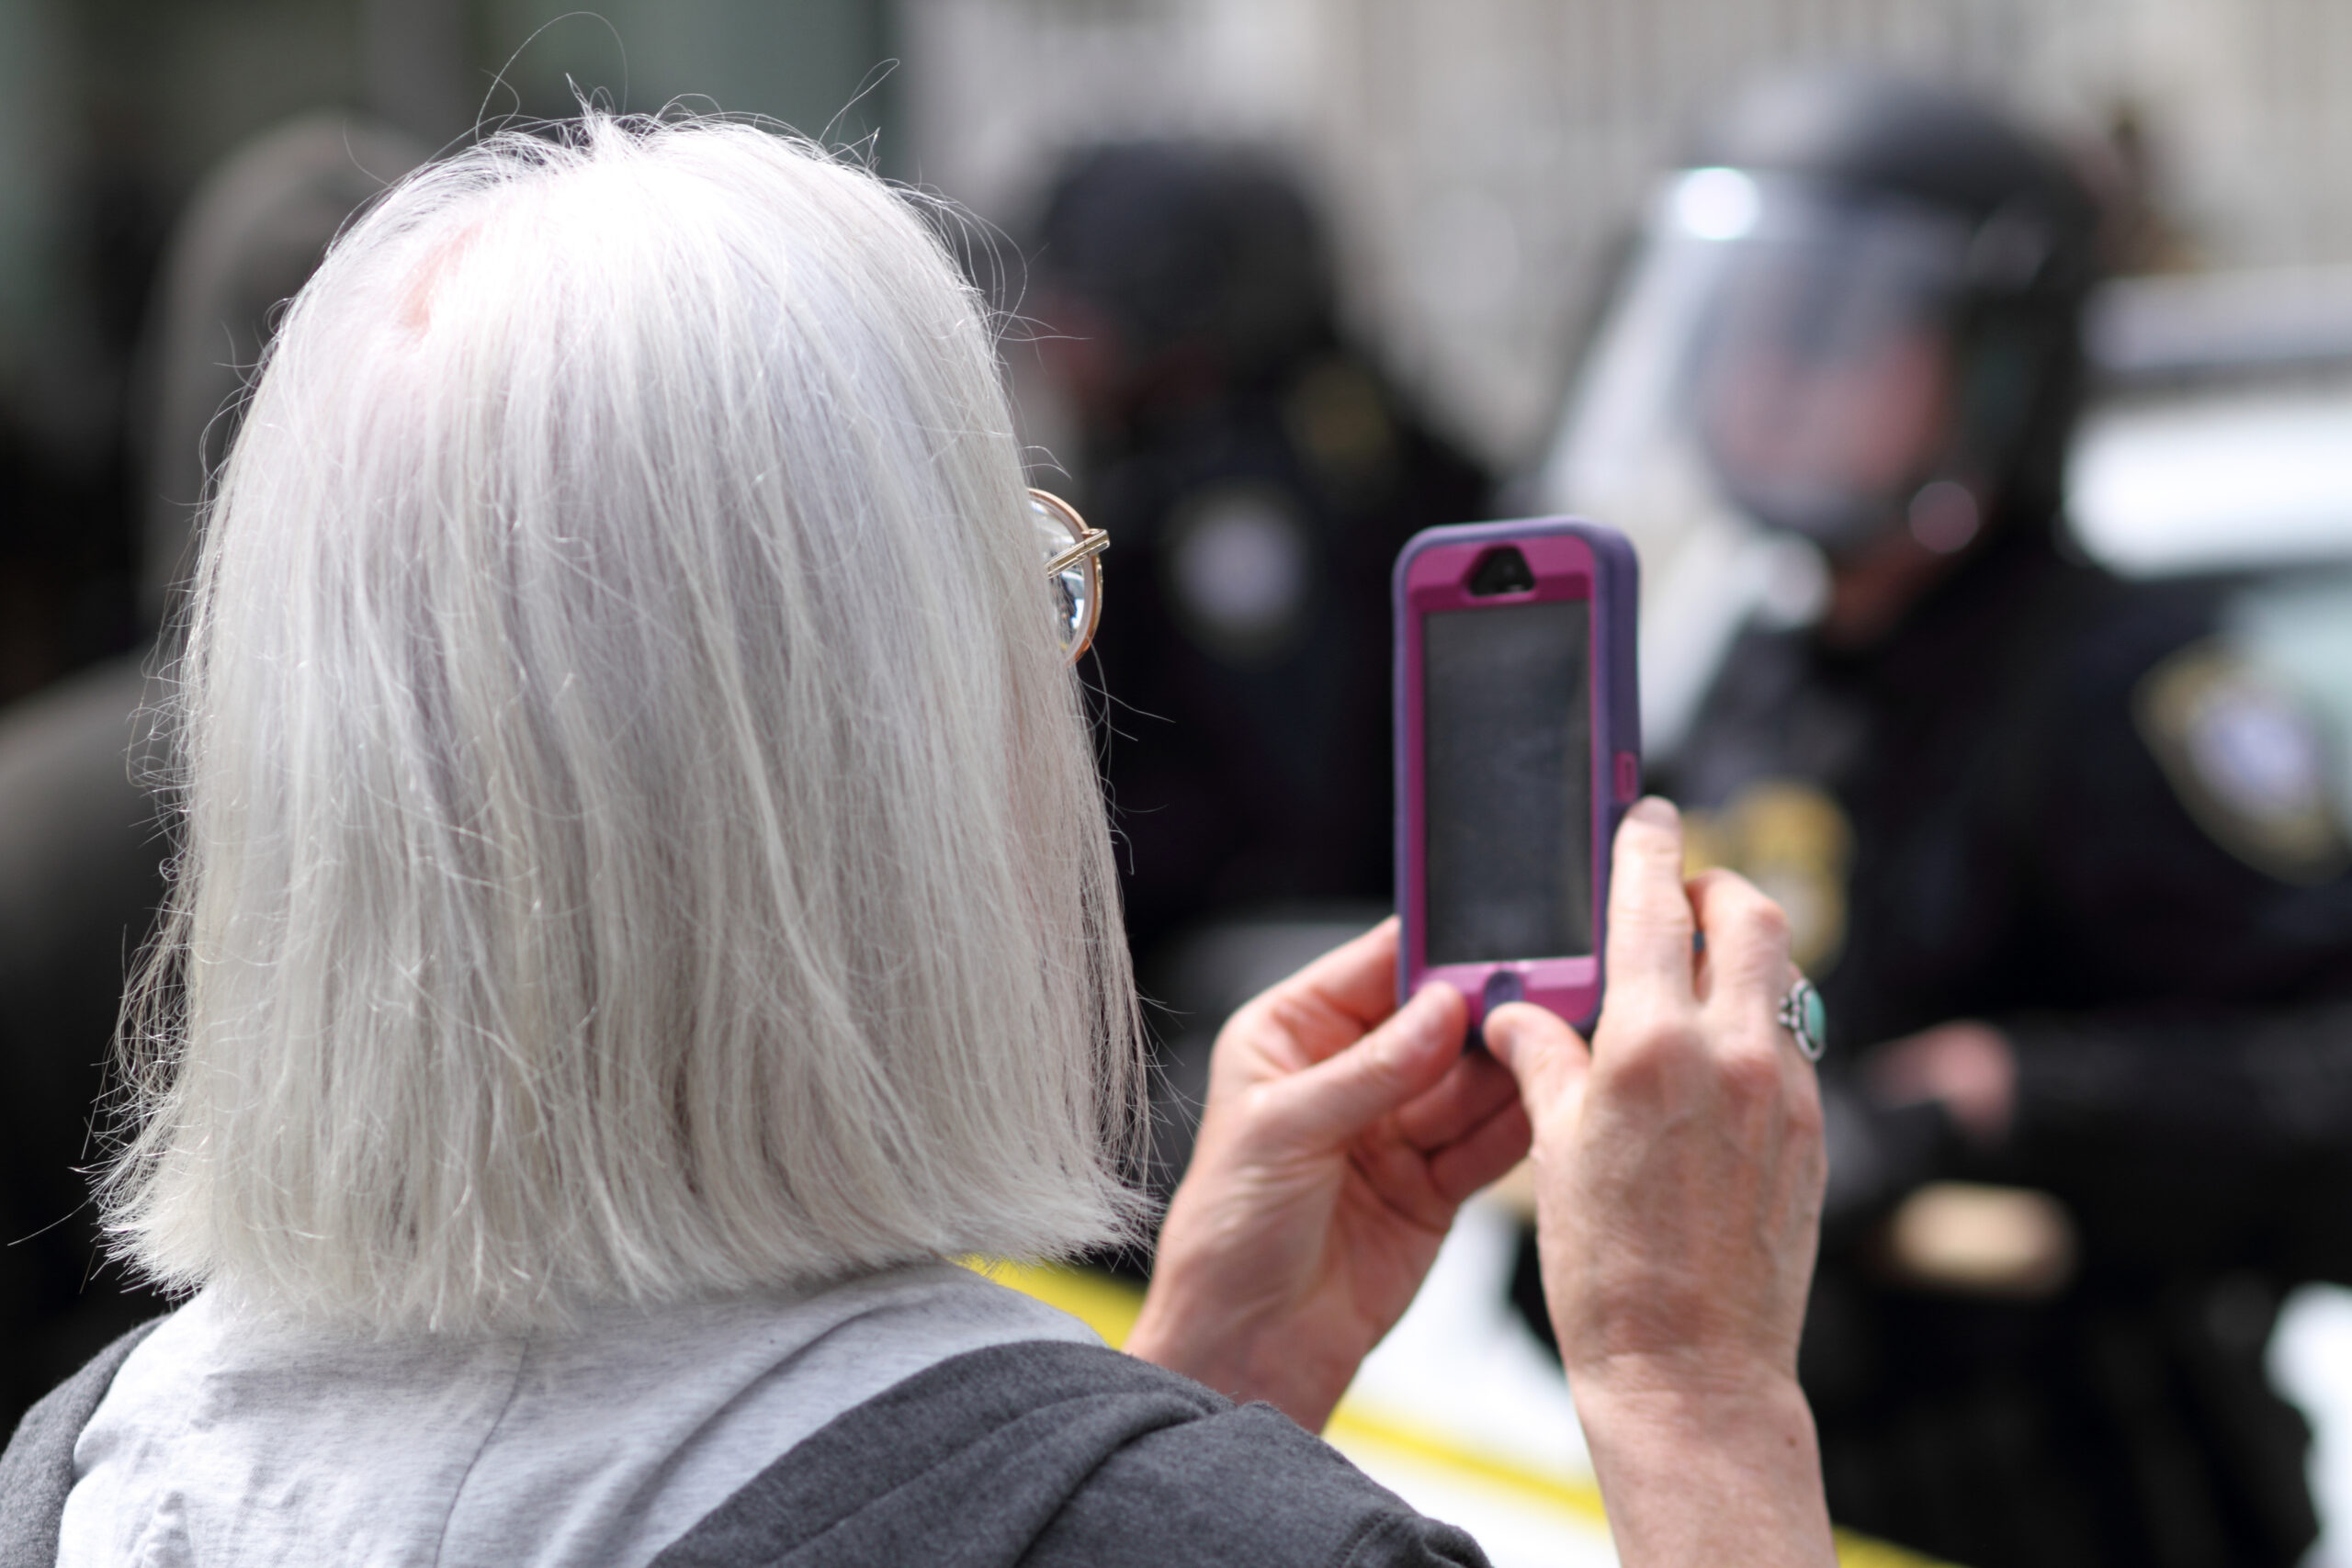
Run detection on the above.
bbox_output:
[1550,72,2102,565]
[1030,141,1338,414]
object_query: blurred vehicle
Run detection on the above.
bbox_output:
[2068,262,2352,882]
[1528,69,2352,1568]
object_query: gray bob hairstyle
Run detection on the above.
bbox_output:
[106,114,1145,1331]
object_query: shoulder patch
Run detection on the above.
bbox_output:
[2134,640,2350,886]
[1684,779,1854,972]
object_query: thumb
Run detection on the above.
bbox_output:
[1483,1001,1592,1126]
[1267,983,1468,1147]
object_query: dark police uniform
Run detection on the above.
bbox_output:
[1676,515,2352,1568]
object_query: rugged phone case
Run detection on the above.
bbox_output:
[1394,518,1641,1032]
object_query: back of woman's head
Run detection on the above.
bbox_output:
[107,114,1141,1333]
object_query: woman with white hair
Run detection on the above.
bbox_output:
[2,115,1833,1568]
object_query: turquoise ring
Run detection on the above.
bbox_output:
[1779,976,1827,1062]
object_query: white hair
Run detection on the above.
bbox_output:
[105,113,1145,1333]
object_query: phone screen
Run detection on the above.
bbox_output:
[1422,600,1594,964]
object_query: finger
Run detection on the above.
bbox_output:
[1482,1000,1592,1122]
[1603,797,1698,1002]
[1428,1100,1535,1204]
[1263,980,1469,1146]
[1233,917,1404,1064]
[1684,869,1792,1019]
[1342,1088,1530,1224]
[1391,1048,1521,1152]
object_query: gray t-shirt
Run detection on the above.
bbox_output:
[57,1262,1097,1568]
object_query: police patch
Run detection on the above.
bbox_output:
[1683,779,1855,971]
[2134,641,2350,885]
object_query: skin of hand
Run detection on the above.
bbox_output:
[1863,1019,2018,1144]
[1485,798,1837,1568]
[1125,918,1532,1432]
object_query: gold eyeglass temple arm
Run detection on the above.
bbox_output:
[1043,529,1111,576]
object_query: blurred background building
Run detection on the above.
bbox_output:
[0,0,888,703]
[902,0,2352,469]
[2,0,2349,689]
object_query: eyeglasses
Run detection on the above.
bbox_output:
[1032,489,1108,663]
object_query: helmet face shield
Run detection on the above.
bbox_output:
[1689,186,1973,548]
[1534,81,2099,758]
[1556,168,1989,558]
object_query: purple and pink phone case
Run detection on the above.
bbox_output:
[1394,519,1641,1033]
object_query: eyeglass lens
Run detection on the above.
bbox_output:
[1033,493,1099,659]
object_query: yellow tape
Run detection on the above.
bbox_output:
[1324,1402,1611,1524]
[966,1256,1144,1346]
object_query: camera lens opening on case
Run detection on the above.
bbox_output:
[1467,547,1537,596]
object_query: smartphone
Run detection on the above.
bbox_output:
[1394,520,1640,1033]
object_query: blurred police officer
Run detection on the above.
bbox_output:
[1019,143,1492,1212]
[1025,143,1491,970]
[0,115,421,1435]
[1534,71,2352,1568]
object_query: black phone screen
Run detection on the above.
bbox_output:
[1422,600,1593,964]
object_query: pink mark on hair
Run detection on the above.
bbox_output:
[399,222,484,335]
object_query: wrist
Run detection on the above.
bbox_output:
[1569,1352,1811,1438]
[1127,1260,1352,1430]
[1124,1280,1225,1382]
[1569,1362,1836,1568]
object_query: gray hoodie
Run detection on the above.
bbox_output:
[4,1317,1490,1568]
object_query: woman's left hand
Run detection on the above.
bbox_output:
[1125,918,1530,1430]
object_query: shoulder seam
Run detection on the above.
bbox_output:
[426,1334,530,1568]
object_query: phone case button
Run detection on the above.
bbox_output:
[1613,750,1641,803]
[1483,971,1524,1012]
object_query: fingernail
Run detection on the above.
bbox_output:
[1629,796,1679,829]
[1481,1005,1521,1060]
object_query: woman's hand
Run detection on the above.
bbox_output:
[1487,798,1834,1568]
[1125,919,1530,1431]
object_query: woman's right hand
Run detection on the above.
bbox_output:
[1485,797,1836,1568]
